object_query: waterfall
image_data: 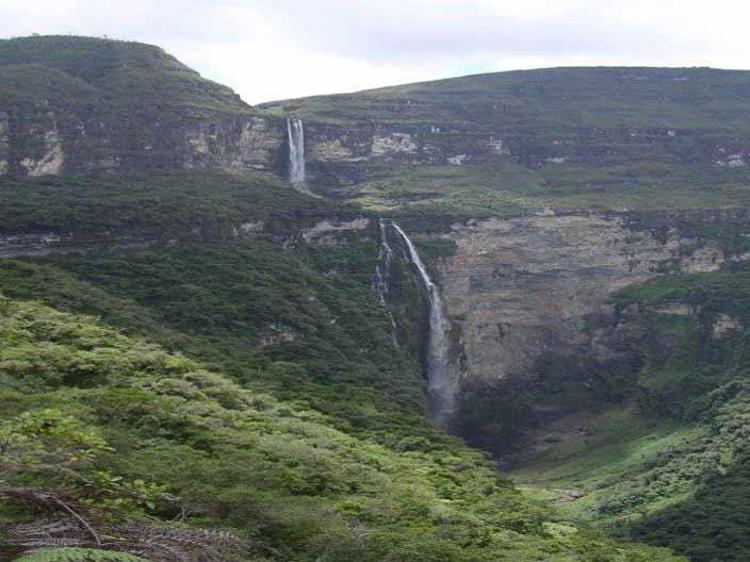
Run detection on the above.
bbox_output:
[374,220,399,345]
[286,117,306,185]
[388,222,455,422]
[374,220,393,303]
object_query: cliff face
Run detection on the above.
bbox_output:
[0,107,285,176]
[264,67,750,202]
[431,210,750,389]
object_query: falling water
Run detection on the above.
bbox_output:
[374,220,399,345]
[374,220,393,303]
[389,222,455,422]
[286,117,306,185]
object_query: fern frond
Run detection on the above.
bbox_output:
[13,547,149,562]
[11,518,81,537]
[117,523,243,561]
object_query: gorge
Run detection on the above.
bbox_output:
[1,35,748,562]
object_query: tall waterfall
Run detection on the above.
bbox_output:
[286,117,306,185]
[389,222,455,422]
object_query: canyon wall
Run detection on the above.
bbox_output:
[433,209,750,388]
[0,107,285,177]
[5,109,749,184]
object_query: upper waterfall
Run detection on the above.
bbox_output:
[286,117,306,185]
[387,222,456,422]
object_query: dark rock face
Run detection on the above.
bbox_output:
[435,210,750,387]
[0,105,286,176]
[302,121,509,189]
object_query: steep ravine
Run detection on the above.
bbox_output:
[3,38,749,560]
[400,209,750,449]
[381,208,750,561]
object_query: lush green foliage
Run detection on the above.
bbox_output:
[331,159,750,221]
[0,35,249,115]
[0,170,351,236]
[0,165,683,560]
[0,295,682,561]
[14,548,147,562]
[2,38,731,559]
[511,264,750,561]
[0,240,431,443]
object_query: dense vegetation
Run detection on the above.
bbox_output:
[3,35,749,561]
[0,254,680,561]
[0,167,687,560]
[338,159,750,221]
[0,171,350,237]
[510,264,750,562]
[0,35,250,115]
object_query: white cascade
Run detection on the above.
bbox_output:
[374,220,399,345]
[286,117,306,185]
[389,222,455,421]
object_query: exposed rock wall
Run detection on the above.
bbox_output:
[0,111,9,174]
[3,107,508,179]
[304,122,508,169]
[0,231,153,257]
[300,218,370,245]
[0,106,286,177]
[434,211,750,386]
[288,120,517,191]
[296,121,747,189]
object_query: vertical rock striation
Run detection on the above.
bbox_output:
[437,211,750,387]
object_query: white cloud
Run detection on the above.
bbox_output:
[0,0,749,103]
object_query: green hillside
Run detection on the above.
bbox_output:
[265,66,750,129]
[509,264,750,562]
[0,35,250,115]
[4,35,749,562]
[0,169,684,561]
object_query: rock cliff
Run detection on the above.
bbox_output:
[435,210,750,389]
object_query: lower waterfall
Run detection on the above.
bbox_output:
[374,220,393,303]
[379,221,455,422]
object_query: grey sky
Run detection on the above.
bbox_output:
[1,0,749,104]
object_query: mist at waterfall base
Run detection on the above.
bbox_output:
[287,117,306,186]
[376,221,456,423]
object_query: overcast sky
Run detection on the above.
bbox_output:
[2,0,750,104]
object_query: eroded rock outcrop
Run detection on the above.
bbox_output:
[435,211,750,386]
[0,109,285,177]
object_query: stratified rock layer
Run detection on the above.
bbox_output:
[437,211,750,384]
